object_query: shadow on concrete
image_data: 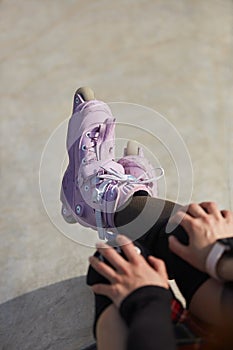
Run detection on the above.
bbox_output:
[0,276,96,350]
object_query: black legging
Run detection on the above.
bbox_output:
[114,196,209,303]
[87,196,209,336]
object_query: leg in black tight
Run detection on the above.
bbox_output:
[114,196,209,307]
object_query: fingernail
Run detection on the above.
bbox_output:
[116,235,129,244]
[168,236,175,244]
[116,235,124,243]
[96,242,106,249]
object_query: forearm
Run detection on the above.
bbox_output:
[216,256,233,281]
[120,286,176,350]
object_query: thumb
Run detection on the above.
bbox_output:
[168,235,188,260]
[91,283,111,298]
[148,256,168,280]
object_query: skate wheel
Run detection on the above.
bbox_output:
[125,140,139,156]
[64,215,76,224]
[76,87,95,101]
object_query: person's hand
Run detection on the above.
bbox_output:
[168,202,233,272]
[89,235,169,308]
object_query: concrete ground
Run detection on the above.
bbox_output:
[0,0,232,349]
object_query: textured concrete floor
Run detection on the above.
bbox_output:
[0,0,233,349]
[0,277,95,350]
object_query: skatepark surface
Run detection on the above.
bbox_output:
[0,0,232,349]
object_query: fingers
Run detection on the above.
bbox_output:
[93,235,144,278]
[148,256,168,280]
[116,235,141,263]
[173,202,223,220]
[171,211,193,234]
[221,209,233,220]
[91,283,113,299]
[187,203,207,218]
[200,202,222,218]
[96,242,128,273]
[89,256,118,283]
[168,235,188,260]
[91,283,123,307]
[171,202,223,233]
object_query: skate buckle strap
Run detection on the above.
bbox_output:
[95,210,116,241]
[95,210,106,240]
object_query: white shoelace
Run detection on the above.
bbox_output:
[97,166,164,184]
[95,166,164,240]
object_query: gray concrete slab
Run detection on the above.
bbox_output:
[0,0,232,348]
[0,276,95,350]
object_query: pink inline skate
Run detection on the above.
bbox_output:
[60,87,164,240]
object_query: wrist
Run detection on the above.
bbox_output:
[205,238,233,281]
[216,255,233,281]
